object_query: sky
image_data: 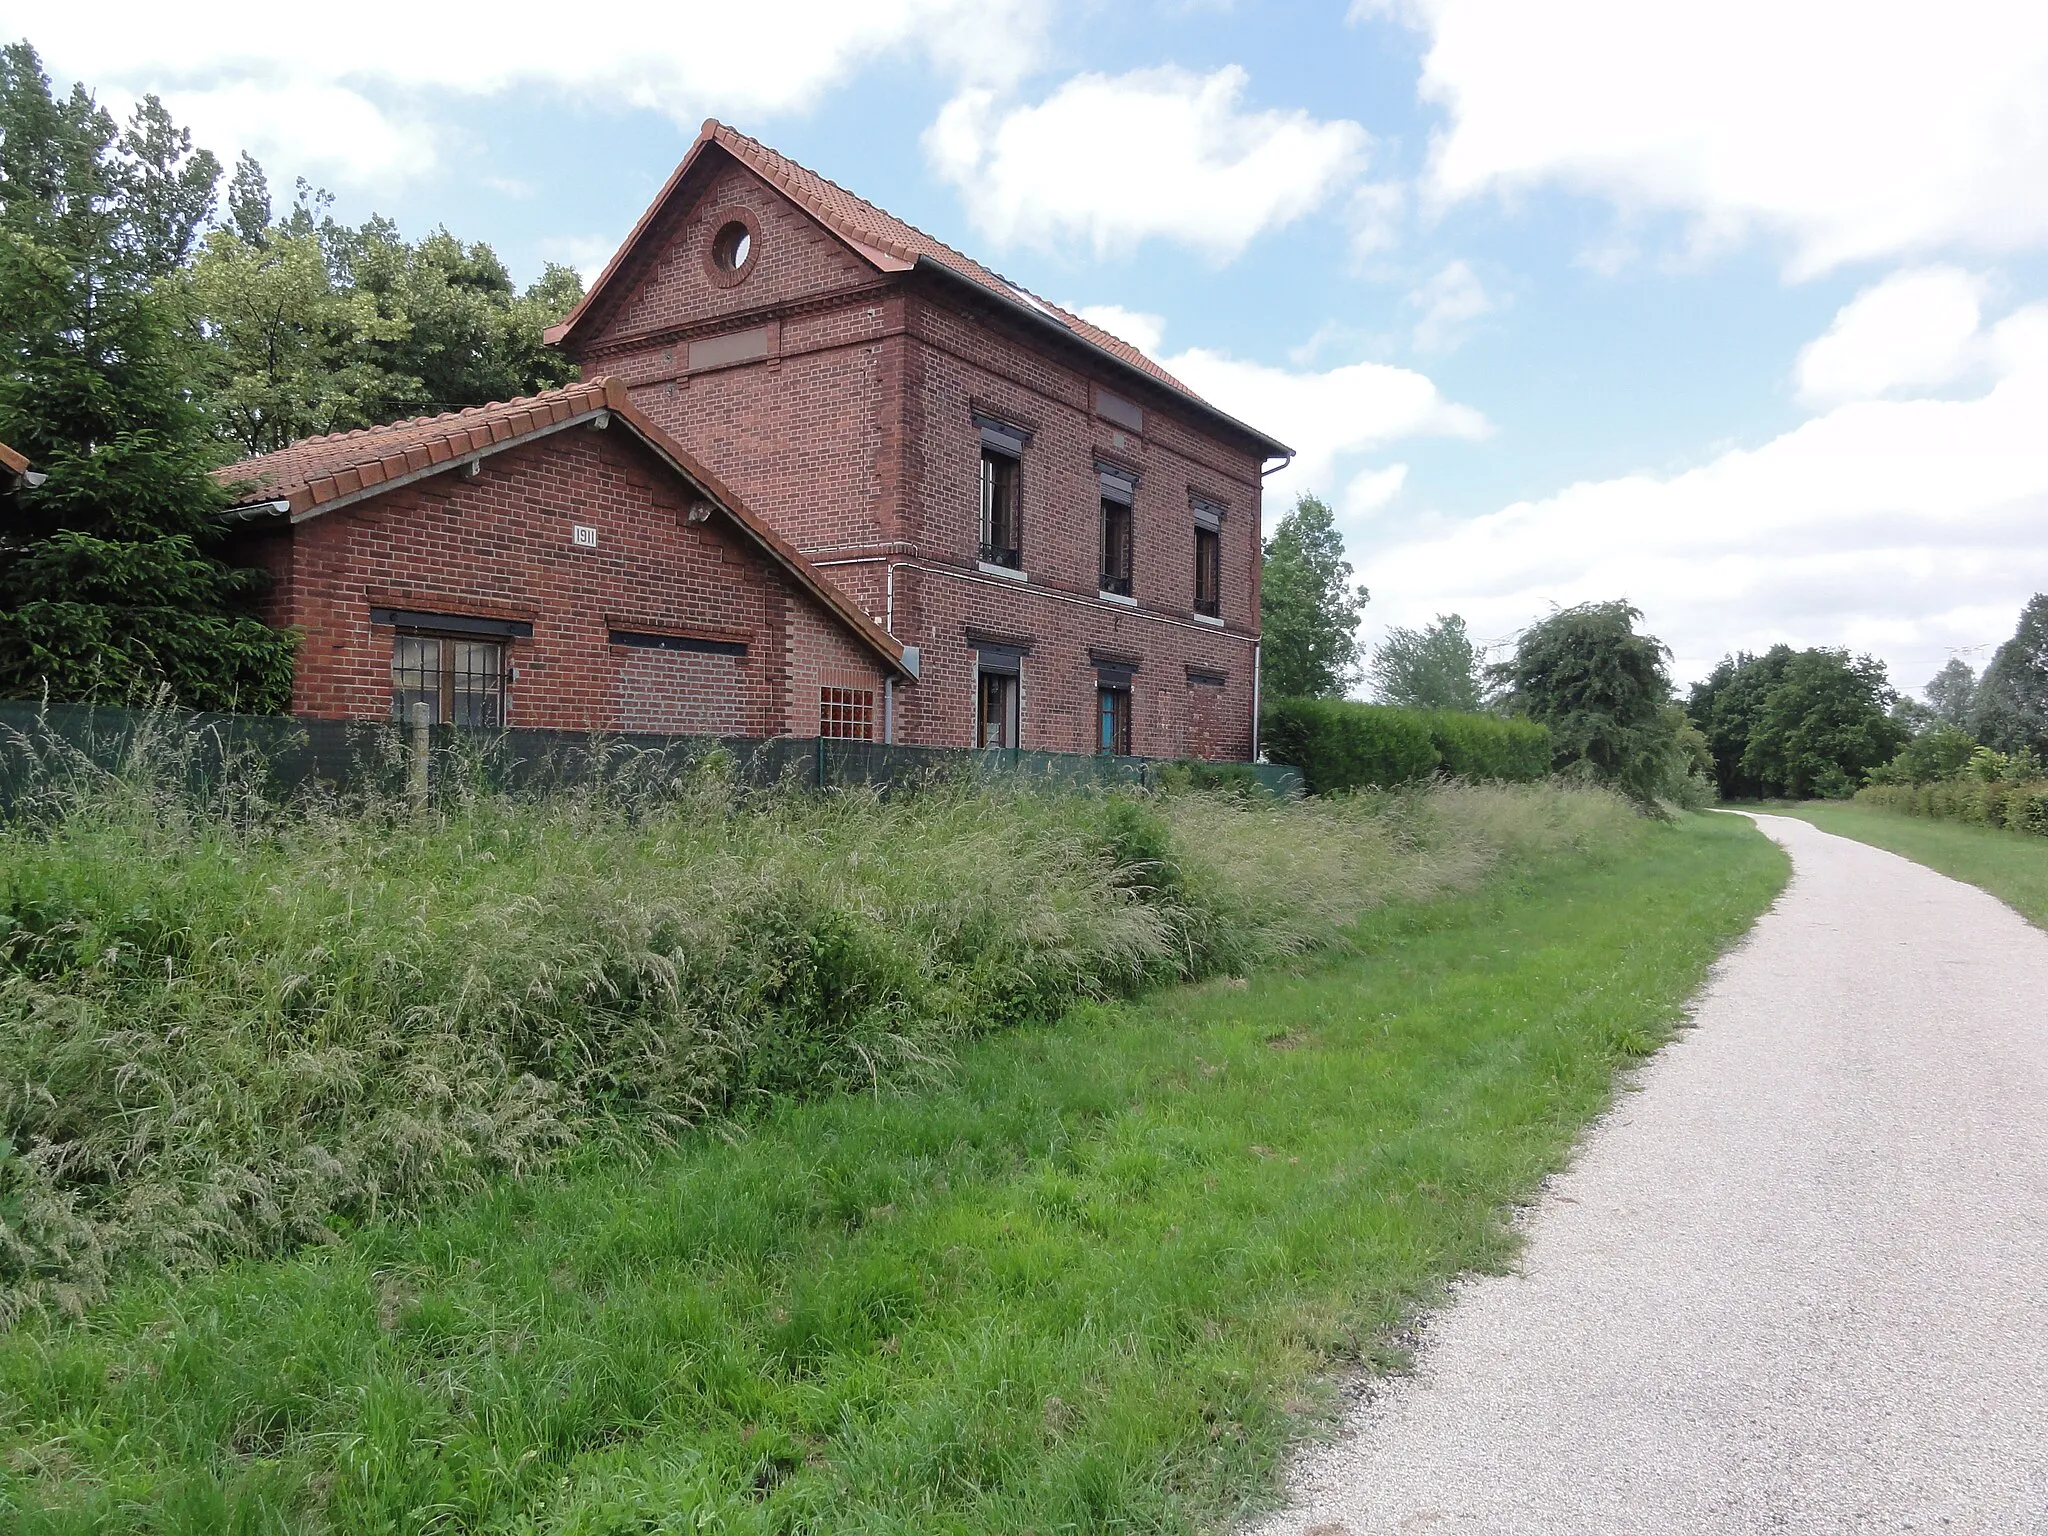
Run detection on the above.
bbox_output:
[11,0,2048,696]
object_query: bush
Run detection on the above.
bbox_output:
[0,712,1627,1314]
[1260,698,1437,793]
[1260,697,1550,794]
[1856,776,2048,835]
[1422,709,1552,782]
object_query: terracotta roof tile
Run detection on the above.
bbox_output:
[214,381,617,510]
[211,379,913,680]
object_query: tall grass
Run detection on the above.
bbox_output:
[0,714,1628,1317]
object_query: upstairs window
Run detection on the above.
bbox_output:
[1194,527,1221,617]
[1099,466,1137,599]
[979,447,1021,568]
[1100,498,1133,596]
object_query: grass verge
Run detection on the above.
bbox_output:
[1767,801,2048,928]
[0,811,1785,1535]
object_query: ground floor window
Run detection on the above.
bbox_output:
[1096,683,1132,755]
[978,668,1020,747]
[820,686,876,740]
[391,635,505,726]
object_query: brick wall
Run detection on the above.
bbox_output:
[243,426,890,734]
[563,162,1271,760]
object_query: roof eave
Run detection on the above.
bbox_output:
[909,257,1293,461]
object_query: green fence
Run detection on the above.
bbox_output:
[0,701,1300,811]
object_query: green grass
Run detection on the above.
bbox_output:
[0,812,1785,1535]
[1769,801,2048,928]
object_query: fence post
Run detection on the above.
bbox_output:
[408,701,431,808]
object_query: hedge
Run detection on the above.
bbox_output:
[1260,697,1551,795]
[1855,778,2048,836]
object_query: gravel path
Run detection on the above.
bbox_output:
[1250,812,2048,1535]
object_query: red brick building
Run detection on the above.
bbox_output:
[546,122,1290,759]
[217,380,914,736]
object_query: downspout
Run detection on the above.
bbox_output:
[1251,640,1263,763]
[1254,453,1289,763]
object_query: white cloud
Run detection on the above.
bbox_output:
[539,235,630,289]
[1356,298,2048,690]
[22,0,1051,189]
[927,66,1368,260]
[1164,346,1489,508]
[1795,267,1985,408]
[1364,0,2048,275]
[1407,258,1496,352]
[157,80,434,187]
[1343,463,1410,516]
[1074,304,1168,357]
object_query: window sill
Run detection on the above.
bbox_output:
[978,560,1028,582]
[1192,612,1224,627]
[1097,590,1138,607]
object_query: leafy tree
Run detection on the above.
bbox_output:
[1491,601,1690,802]
[1260,493,1369,698]
[178,181,584,454]
[1688,645,1903,798]
[1968,595,2048,758]
[1740,648,1902,798]
[1924,658,1977,730]
[1367,612,1484,711]
[0,41,294,709]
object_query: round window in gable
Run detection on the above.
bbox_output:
[712,220,753,274]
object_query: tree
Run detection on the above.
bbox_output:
[1367,612,1484,711]
[1260,493,1369,698]
[1968,595,2048,758]
[1740,649,1903,799]
[178,180,584,454]
[1687,645,1903,799]
[1492,600,1688,802]
[1924,658,1977,730]
[0,41,295,710]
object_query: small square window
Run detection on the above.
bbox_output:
[820,687,876,741]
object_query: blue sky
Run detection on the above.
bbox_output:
[14,0,2048,692]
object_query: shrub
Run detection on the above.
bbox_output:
[1260,698,1437,793]
[1260,697,1551,794]
[1422,709,1552,782]
[1856,776,2048,835]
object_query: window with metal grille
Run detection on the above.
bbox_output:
[1100,498,1133,597]
[390,635,506,727]
[1194,526,1221,617]
[819,687,876,740]
[1096,683,1132,755]
[979,448,1021,567]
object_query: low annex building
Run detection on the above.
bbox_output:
[217,379,916,738]
[547,122,1291,761]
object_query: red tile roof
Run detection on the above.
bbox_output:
[549,121,1288,456]
[214,380,913,678]
[216,381,618,517]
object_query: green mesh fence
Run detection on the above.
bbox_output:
[0,701,1299,812]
